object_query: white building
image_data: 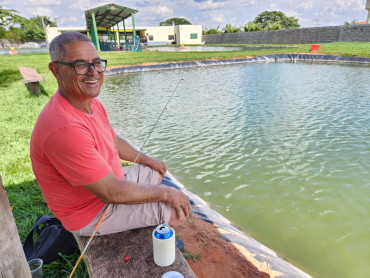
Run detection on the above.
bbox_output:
[45,25,203,47]
[145,25,203,45]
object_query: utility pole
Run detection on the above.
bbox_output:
[54,17,60,26]
[314,19,319,27]
[41,16,45,30]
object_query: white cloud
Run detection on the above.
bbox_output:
[195,0,226,11]
[299,2,313,10]
[269,3,278,10]
[1,0,368,29]
[209,13,227,24]
[59,16,78,25]
[24,0,61,6]
[177,0,225,11]
[136,5,173,26]
[68,0,104,11]
[0,0,12,5]
[25,6,54,17]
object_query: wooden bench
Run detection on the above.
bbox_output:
[19,67,44,95]
[75,227,196,278]
[0,175,32,278]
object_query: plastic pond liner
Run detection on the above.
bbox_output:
[105,54,370,76]
[105,54,369,277]
[162,172,311,278]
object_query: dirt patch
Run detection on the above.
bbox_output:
[176,215,270,278]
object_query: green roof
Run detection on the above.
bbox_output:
[84,3,138,28]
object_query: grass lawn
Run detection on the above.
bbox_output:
[0,42,369,277]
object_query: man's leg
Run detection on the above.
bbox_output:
[168,207,187,230]
[73,165,185,236]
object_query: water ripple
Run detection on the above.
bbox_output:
[101,62,370,278]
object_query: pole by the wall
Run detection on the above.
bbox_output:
[123,20,128,51]
[116,22,120,48]
[90,12,100,52]
[112,25,116,44]
[366,0,370,23]
[0,175,32,278]
[131,13,136,36]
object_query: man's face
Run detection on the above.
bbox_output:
[53,41,104,99]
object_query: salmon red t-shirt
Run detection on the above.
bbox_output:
[30,92,124,231]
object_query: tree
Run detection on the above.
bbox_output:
[222,24,240,33]
[30,15,57,29]
[2,26,21,40]
[0,6,27,28]
[0,8,56,40]
[344,19,359,25]
[159,17,191,26]
[253,11,300,29]
[265,22,282,31]
[203,26,222,35]
[0,6,27,39]
[243,21,263,32]
[20,15,57,41]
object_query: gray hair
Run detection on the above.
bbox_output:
[49,32,91,62]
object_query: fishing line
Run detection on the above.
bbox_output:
[68,73,184,278]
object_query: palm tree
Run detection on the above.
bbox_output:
[243,21,263,32]
[203,26,222,35]
[265,22,282,30]
[222,24,240,33]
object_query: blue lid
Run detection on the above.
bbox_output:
[154,224,173,239]
[161,271,184,278]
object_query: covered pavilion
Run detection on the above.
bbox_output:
[84,3,139,51]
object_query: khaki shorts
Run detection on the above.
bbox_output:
[73,165,171,236]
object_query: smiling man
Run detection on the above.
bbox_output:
[30,32,190,236]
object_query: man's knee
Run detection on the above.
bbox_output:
[157,173,163,185]
[168,207,186,230]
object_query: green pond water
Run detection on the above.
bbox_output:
[100,62,370,278]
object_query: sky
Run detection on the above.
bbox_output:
[1,0,368,29]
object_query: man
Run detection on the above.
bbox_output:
[30,32,190,236]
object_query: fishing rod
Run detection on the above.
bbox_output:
[68,75,184,278]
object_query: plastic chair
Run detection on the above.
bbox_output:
[131,36,142,52]
[309,44,321,52]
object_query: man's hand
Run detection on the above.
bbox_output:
[113,135,167,177]
[148,158,167,177]
[164,187,191,219]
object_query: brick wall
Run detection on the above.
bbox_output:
[204,25,370,44]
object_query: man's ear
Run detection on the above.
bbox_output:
[49,62,60,80]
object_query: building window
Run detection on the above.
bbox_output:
[149,35,153,41]
[168,35,174,40]
[190,33,197,39]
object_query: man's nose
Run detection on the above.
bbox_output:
[86,64,99,75]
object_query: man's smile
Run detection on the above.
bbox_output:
[82,79,98,84]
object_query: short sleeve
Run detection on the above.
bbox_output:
[94,99,116,139]
[43,126,111,186]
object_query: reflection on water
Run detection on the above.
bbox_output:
[100,62,370,278]
[148,45,297,52]
[0,48,49,55]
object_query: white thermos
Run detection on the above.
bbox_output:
[152,224,176,267]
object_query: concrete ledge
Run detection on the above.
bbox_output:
[75,225,196,278]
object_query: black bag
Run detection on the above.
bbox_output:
[23,216,78,264]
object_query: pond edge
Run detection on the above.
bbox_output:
[105,54,370,76]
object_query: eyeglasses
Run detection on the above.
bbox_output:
[54,59,107,75]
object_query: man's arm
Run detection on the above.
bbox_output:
[84,170,191,218]
[113,134,166,176]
